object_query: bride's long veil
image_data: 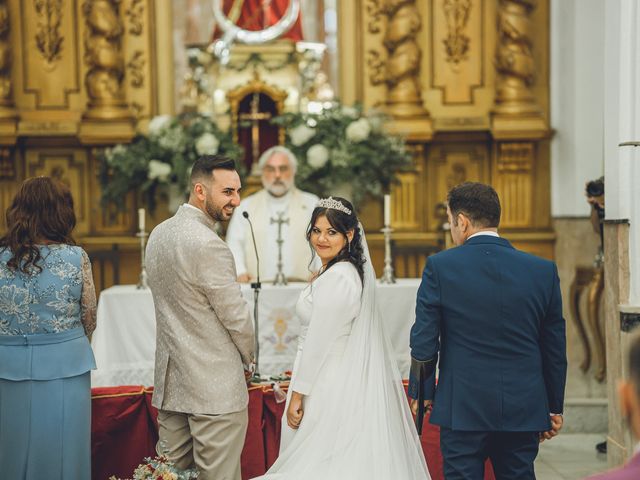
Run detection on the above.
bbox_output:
[264,224,431,480]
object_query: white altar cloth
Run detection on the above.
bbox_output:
[91,280,420,387]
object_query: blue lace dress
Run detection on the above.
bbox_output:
[0,244,97,480]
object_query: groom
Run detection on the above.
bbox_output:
[409,182,567,479]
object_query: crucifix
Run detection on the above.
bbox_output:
[271,211,289,286]
[239,92,272,167]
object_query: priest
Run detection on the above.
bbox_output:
[226,146,320,282]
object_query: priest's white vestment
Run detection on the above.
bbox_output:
[226,188,319,281]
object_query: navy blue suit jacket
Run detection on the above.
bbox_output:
[409,235,567,432]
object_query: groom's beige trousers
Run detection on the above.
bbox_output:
[157,408,248,480]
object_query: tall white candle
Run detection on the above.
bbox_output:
[138,208,145,232]
[384,194,391,227]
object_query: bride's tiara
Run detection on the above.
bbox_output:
[317,196,352,215]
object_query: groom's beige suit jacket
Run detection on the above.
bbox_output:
[146,204,255,415]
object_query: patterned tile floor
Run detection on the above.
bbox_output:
[535,434,609,479]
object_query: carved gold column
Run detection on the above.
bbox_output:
[491,0,547,137]
[0,0,16,141]
[368,0,432,140]
[80,0,134,143]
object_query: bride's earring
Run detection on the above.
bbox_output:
[347,241,351,253]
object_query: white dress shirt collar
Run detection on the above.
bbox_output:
[468,230,500,240]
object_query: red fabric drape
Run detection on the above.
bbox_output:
[212,0,304,42]
[91,385,495,480]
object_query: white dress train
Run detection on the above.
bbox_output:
[252,228,432,480]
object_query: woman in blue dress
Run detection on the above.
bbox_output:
[0,177,97,479]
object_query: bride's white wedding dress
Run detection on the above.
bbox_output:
[253,228,431,480]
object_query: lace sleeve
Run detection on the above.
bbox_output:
[80,249,97,337]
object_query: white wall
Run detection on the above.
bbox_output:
[604,0,640,305]
[551,0,605,217]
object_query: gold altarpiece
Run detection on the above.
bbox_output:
[0,0,553,291]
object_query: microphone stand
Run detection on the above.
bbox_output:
[243,212,262,382]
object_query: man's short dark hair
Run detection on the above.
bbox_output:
[629,333,640,397]
[190,155,236,185]
[447,182,501,228]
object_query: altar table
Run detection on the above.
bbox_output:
[91,280,421,387]
[91,384,496,480]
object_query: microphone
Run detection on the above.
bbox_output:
[243,210,261,379]
[242,211,260,286]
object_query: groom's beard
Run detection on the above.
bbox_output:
[205,196,233,222]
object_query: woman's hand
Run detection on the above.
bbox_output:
[287,391,304,429]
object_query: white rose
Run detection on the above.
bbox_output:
[289,124,316,146]
[307,144,329,169]
[148,160,172,182]
[345,118,371,143]
[195,132,220,155]
[148,115,173,136]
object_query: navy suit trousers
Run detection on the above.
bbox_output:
[440,428,540,480]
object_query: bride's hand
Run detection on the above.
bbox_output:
[287,391,304,429]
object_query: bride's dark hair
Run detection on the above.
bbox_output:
[306,197,366,283]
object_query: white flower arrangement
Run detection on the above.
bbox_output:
[345,118,371,143]
[109,454,198,480]
[195,132,220,155]
[148,160,172,182]
[307,144,330,169]
[289,124,316,146]
[147,115,173,136]
[99,113,243,214]
[272,103,411,206]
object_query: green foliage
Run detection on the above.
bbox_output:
[272,104,412,206]
[98,113,243,213]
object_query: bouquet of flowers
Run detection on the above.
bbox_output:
[99,113,243,213]
[272,104,411,206]
[109,455,199,480]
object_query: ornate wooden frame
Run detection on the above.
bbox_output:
[226,72,288,148]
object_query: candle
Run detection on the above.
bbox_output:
[384,194,391,227]
[138,208,145,232]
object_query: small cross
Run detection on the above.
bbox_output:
[239,92,272,166]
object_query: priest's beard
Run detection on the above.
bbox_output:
[264,178,293,197]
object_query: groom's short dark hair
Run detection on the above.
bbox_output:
[190,155,236,185]
[447,182,501,228]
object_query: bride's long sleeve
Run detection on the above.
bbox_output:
[290,264,361,395]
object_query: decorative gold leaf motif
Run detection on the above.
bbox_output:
[366,0,383,34]
[443,0,471,65]
[34,0,64,65]
[127,50,145,88]
[125,0,144,36]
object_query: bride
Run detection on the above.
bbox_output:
[253,196,431,480]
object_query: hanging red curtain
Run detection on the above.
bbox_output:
[212,0,304,42]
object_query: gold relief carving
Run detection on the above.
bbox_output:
[443,0,471,65]
[494,142,533,227]
[126,50,145,88]
[0,147,13,179]
[0,1,15,118]
[368,0,429,118]
[124,0,144,35]
[366,0,383,34]
[26,151,89,233]
[82,0,132,121]
[432,0,483,104]
[34,0,64,67]
[496,141,533,172]
[493,0,540,115]
[431,144,488,226]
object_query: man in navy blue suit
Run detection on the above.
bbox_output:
[409,182,567,479]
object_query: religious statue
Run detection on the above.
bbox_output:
[226,146,320,283]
